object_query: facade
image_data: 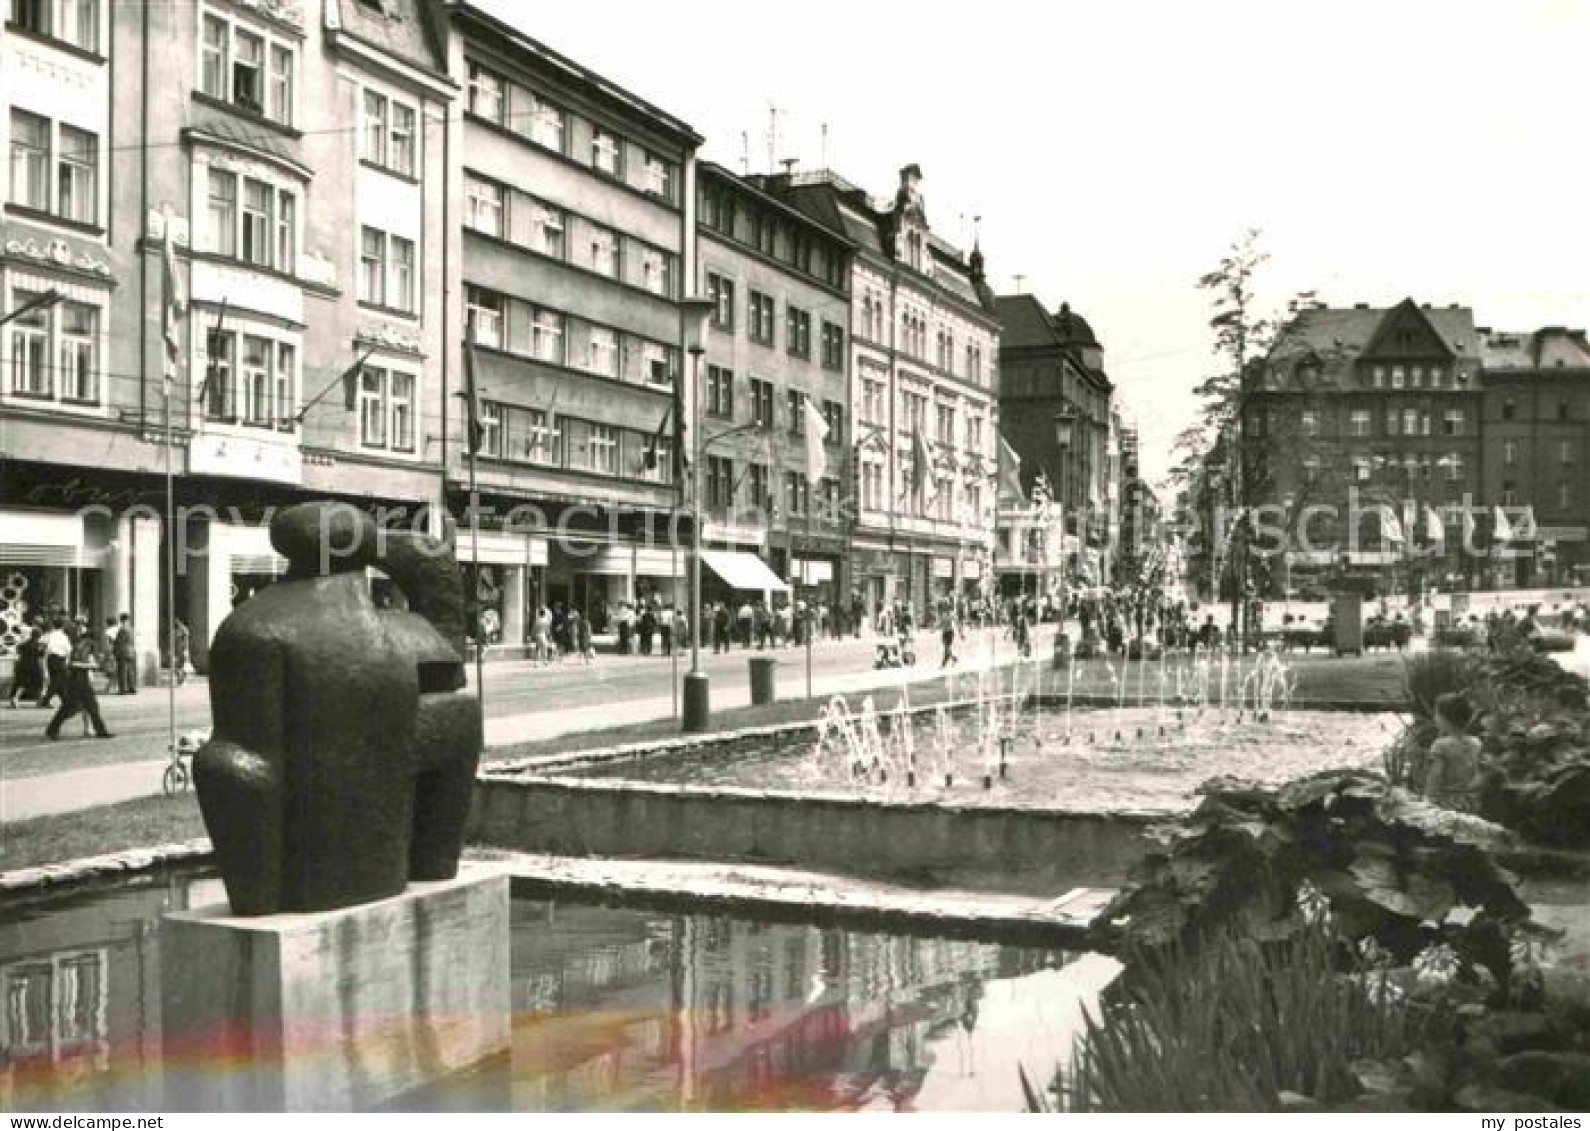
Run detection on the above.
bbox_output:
[3,0,456,675]
[695,163,851,607]
[1249,300,1485,598]
[445,1,701,646]
[1477,326,1590,587]
[762,166,1001,618]
[991,294,1113,588]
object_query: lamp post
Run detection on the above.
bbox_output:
[1053,404,1076,607]
[679,296,716,732]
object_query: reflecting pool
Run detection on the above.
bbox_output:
[2,871,1117,1112]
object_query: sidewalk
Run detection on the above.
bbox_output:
[3,626,1051,823]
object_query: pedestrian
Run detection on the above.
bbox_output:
[172,619,191,686]
[659,605,674,655]
[940,612,959,668]
[572,610,594,666]
[673,606,688,655]
[39,616,71,708]
[7,626,45,707]
[638,604,656,655]
[45,624,113,740]
[737,600,753,648]
[713,602,731,653]
[531,606,552,665]
[114,613,137,694]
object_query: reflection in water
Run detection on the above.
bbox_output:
[1,875,1117,1112]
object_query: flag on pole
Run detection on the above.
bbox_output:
[997,434,1023,502]
[643,403,673,473]
[803,398,829,485]
[1493,505,1514,544]
[1516,505,1537,541]
[1462,507,1477,547]
[913,428,937,505]
[160,206,186,377]
[462,339,486,455]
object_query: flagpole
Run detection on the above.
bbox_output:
[464,333,485,713]
[805,500,813,700]
[159,207,180,775]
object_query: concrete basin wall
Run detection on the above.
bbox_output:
[469,774,1155,886]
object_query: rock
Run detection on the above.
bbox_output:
[1471,1010,1572,1055]
[1493,1051,1590,1109]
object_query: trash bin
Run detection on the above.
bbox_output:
[1052,633,1071,668]
[749,656,777,706]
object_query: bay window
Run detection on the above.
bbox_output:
[6,290,101,405]
[198,10,295,126]
[203,167,295,273]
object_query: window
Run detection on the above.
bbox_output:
[527,199,565,258]
[55,125,95,224]
[1446,454,1465,482]
[707,365,734,418]
[1431,366,1446,387]
[1502,397,1516,421]
[749,291,775,346]
[1391,365,1406,389]
[7,289,51,397]
[1350,409,1370,437]
[583,325,618,377]
[10,0,99,51]
[357,228,415,313]
[524,408,560,464]
[787,389,805,434]
[358,367,415,452]
[1559,398,1571,422]
[641,340,673,388]
[1371,365,1386,389]
[785,306,810,358]
[784,471,809,517]
[823,399,844,446]
[198,10,295,125]
[861,375,886,426]
[748,463,770,509]
[464,174,504,237]
[820,321,844,370]
[1559,482,1572,509]
[586,224,620,278]
[1504,440,1517,466]
[9,110,98,225]
[641,152,676,200]
[1559,440,1574,466]
[56,300,97,402]
[467,62,504,124]
[586,423,617,474]
[520,92,565,151]
[861,462,883,512]
[750,378,773,429]
[360,90,417,176]
[1402,408,1420,436]
[966,343,983,385]
[203,169,294,272]
[1502,485,1518,508]
[203,328,295,428]
[466,286,502,348]
[531,308,563,364]
[708,273,734,331]
[965,413,983,451]
[639,246,671,297]
[9,109,49,212]
[591,128,620,176]
[707,455,734,509]
[1300,410,1319,437]
[1442,408,1464,436]
[478,401,501,457]
[936,402,954,445]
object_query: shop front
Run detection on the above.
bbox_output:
[457,529,549,654]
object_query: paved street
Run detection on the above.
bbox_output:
[1,624,1052,822]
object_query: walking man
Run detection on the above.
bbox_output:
[39,616,71,708]
[940,612,959,668]
[45,625,113,740]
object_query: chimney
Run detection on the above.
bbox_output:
[1354,303,1369,310]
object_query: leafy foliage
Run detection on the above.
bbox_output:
[1053,918,1443,1112]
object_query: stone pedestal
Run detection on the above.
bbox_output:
[160,866,510,1111]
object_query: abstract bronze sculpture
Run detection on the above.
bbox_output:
[196,502,482,915]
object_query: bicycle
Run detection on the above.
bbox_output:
[163,729,209,796]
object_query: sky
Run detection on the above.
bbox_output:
[477,0,1590,486]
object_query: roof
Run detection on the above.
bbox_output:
[1271,299,1478,362]
[1479,328,1590,371]
[449,1,702,146]
[992,295,1101,350]
[699,161,856,250]
[332,0,449,77]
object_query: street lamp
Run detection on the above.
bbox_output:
[680,295,716,732]
[1052,403,1076,597]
